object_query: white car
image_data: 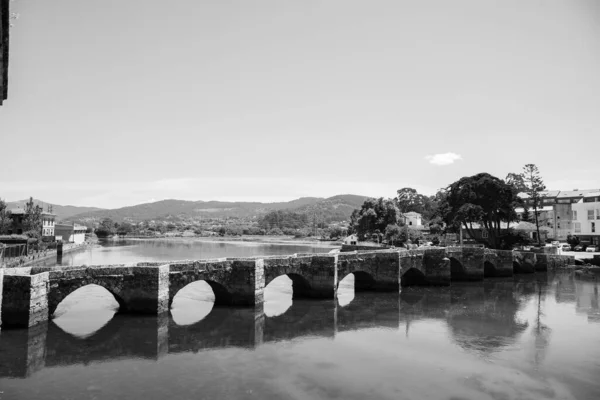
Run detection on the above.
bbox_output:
[585,246,598,253]
[560,244,571,251]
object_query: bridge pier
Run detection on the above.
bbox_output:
[446,247,485,281]
[0,321,48,378]
[1,273,49,328]
[513,252,536,274]
[483,249,514,277]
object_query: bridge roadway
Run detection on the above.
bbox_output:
[0,247,574,328]
[0,274,553,379]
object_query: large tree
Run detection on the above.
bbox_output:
[0,199,13,234]
[22,197,43,238]
[505,173,528,193]
[95,217,116,238]
[349,198,400,241]
[439,173,519,249]
[521,164,546,246]
[396,187,437,221]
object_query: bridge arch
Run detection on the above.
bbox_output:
[277,273,312,299]
[512,260,535,274]
[450,257,468,281]
[401,267,428,287]
[170,280,216,325]
[337,270,376,292]
[170,279,232,307]
[49,280,126,317]
[484,261,497,278]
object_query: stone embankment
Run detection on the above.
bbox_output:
[0,247,575,329]
[1,242,90,269]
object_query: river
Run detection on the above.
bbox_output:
[0,241,599,399]
[32,237,339,267]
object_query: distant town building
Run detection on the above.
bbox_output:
[0,0,9,105]
[41,212,56,238]
[516,189,600,246]
[7,208,56,237]
[401,212,422,227]
[343,234,358,245]
[55,223,87,244]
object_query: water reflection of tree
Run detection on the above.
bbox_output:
[532,277,552,367]
[447,282,529,355]
[399,281,530,355]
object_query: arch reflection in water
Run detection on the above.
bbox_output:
[336,274,355,307]
[170,281,215,326]
[263,275,293,317]
[52,284,120,338]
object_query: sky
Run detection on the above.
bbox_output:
[1,0,599,208]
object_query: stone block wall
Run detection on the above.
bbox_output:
[535,254,576,271]
[337,251,400,291]
[513,251,536,273]
[484,249,513,277]
[2,273,49,328]
[421,249,451,285]
[263,255,337,299]
[168,259,262,306]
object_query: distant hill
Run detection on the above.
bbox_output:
[291,194,370,223]
[5,199,105,221]
[67,194,371,223]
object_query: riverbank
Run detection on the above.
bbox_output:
[2,242,92,269]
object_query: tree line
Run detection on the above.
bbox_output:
[349,164,550,249]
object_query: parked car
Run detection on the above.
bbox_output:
[574,245,585,252]
[585,246,598,253]
[560,244,571,252]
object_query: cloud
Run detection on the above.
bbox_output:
[425,152,462,166]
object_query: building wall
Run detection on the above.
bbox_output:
[72,230,86,244]
[41,216,55,238]
[572,201,600,245]
[553,203,573,240]
[404,214,422,227]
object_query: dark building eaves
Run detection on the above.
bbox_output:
[0,0,9,105]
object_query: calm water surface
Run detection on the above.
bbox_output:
[33,238,338,267]
[1,253,599,399]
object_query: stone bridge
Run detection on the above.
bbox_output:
[0,247,575,328]
[0,274,561,379]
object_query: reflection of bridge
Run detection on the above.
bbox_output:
[0,247,574,328]
[0,277,547,379]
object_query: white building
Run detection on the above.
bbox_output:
[571,191,600,246]
[343,234,358,245]
[55,223,87,244]
[41,212,56,238]
[516,189,600,242]
[402,212,422,227]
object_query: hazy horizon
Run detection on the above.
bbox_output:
[2,0,599,208]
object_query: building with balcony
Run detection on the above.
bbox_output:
[7,209,56,237]
[41,212,56,238]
